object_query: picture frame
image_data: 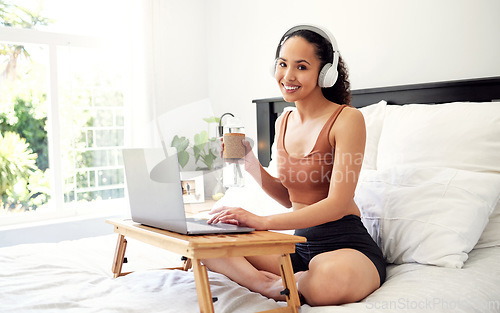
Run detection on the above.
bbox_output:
[180,171,205,203]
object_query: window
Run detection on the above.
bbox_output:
[58,46,125,205]
[0,1,128,225]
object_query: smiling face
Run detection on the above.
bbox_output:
[275,36,323,103]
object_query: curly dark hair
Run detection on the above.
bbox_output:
[275,29,352,105]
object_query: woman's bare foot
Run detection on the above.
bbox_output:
[254,271,285,301]
[257,270,307,301]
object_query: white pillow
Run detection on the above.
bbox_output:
[359,100,387,170]
[475,201,500,248]
[355,166,500,268]
[376,102,500,173]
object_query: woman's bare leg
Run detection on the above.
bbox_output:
[296,248,380,306]
[201,255,286,299]
[204,248,381,306]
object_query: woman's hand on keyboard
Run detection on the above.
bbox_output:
[207,206,268,230]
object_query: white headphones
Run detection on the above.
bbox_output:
[272,24,340,88]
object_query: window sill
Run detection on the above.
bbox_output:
[0,198,129,229]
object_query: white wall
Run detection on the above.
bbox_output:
[149,0,500,150]
[153,0,209,117]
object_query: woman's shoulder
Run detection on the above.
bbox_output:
[324,103,364,129]
[337,105,365,126]
[329,105,366,145]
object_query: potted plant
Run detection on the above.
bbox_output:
[170,116,221,171]
[170,117,225,200]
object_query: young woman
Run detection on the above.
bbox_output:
[205,24,386,306]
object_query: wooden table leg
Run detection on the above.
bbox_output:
[111,234,127,278]
[192,259,215,313]
[279,254,300,312]
[258,254,300,313]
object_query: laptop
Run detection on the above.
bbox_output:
[122,147,254,235]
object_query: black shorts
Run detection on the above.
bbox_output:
[290,214,386,285]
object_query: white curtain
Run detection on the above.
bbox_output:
[124,0,158,148]
[124,0,211,149]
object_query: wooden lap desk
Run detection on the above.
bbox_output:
[106,218,306,313]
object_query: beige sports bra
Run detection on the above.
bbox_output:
[276,105,347,205]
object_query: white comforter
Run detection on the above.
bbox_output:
[1,233,499,313]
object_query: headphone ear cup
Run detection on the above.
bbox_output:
[318,63,337,88]
[318,50,340,88]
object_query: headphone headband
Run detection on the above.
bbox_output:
[282,24,339,57]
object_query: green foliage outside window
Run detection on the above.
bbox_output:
[0,95,50,211]
[0,131,49,211]
[0,132,36,195]
[0,1,51,212]
[0,95,48,170]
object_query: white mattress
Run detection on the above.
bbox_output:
[1,234,499,313]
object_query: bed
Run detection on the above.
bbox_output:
[2,77,500,313]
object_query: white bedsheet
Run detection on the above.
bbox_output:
[1,234,499,313]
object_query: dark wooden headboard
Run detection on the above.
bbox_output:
[252,76,500,167]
